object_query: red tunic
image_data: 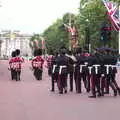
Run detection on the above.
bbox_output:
[9,56,24,69]
[32,56,44,69]
[9,57,16,69]
[46,55,53,68]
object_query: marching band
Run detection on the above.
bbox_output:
[8,47,120,98]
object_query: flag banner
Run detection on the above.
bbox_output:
[101,0,120,31]
[64,24,76,36]
[34,40,39,48]
[64,24,78,48]
[40,36,45,49]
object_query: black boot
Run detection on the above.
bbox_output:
[70,89,73,92]
[86,88,90,93]
[89,91,96,98]
[51,89,54,92]
[104,91,109,94]
[114,90,117,97]
[59,91,63,94]
[64,87,67,94]
[97,92,102,97]
[64,90,67,94]
[88,95,96,98]
[76,90,81,94]
[101,92,104,96]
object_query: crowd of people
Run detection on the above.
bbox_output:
[8,47,120,98]
[46,47,120,98]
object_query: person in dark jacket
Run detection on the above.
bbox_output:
[51,52,59,92]
[88,51,102,98]
[56,47,69,94]
[101,50,117,96]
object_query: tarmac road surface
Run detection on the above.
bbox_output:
[0,60,120,120]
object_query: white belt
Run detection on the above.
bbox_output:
[80,65,86,73]
[88,66,92,74]
[59,65,67,74]
[73,64,76,67]
[111,65,116,69]
[52,65,57,73]
[104,65,112,74]
[84,62,88,65]
[73,64,76,72]
[93,65,100,74]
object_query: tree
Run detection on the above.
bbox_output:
[36,0,120,52]
[43,18,69,53]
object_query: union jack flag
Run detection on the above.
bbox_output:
[64,24,77,36]
[64,24,78,48]
[40,36,45,50]
[101,0,120,31]
[34,39,39,48]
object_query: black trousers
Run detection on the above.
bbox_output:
[48,67,52,76]
[14,70,21,81]
[11,69,16,80]
[76,72,88,93]
[34,68,42,80]
[59,73,67,93]
[111,74,120,90]
[106,74,117,92]
[68,71,74,91]
[74,68,78,92]
[91,74,101,96]
[51,72,58,91]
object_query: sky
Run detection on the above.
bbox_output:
[0,0,80,34]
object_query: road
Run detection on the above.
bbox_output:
[0,60,120,120]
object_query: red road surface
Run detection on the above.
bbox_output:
[0,60,120,120]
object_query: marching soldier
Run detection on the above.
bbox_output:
[111,50,120,95]
[88,50,102,98]
[51,52,59,92]
[76,49,91,94]
[31,49,44,80]
[46,49,54,76]
[12,49,24,81]
[56,47,69,94]
[9,51,16,80]
[101,50,117,96]
[66,50,77,92]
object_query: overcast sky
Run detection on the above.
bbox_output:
[0,0,80,34]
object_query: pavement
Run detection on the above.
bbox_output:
[0,60,120,120]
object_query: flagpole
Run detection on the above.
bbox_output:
[118,5,120,54]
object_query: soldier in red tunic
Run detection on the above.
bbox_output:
[31,49,44,80]
[9,51,16,80]
[9,49,24,81]
[46,50,54,76]
[14,49,24,81]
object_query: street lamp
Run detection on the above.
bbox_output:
[100,21,111,47]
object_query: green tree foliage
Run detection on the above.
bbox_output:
[43,15,76,53]
[30,0,120,52]
[29,34,41,49]
[77,0,119,49]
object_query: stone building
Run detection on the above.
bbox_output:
[0,30,33,57]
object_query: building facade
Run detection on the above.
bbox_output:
[0,30,33,57]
